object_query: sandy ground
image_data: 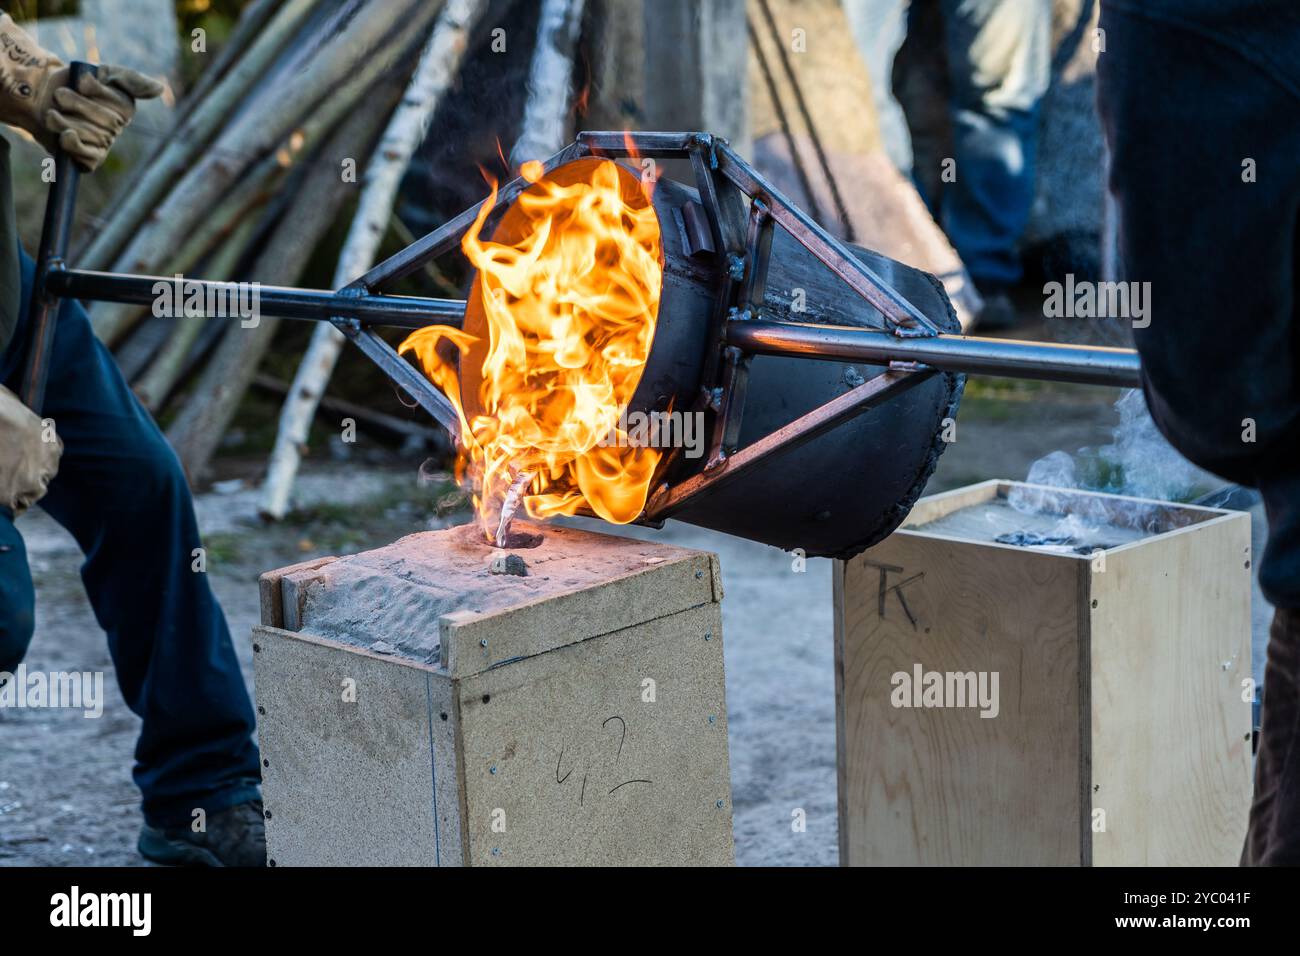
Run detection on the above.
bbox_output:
[0,388,1271,867]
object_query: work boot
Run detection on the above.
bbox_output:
[138,799,267,867]
[1242,607,1300,865]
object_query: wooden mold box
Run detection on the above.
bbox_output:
[834,479,1253,866]
[253,521,733,866]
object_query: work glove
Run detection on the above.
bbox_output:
[0,384,61,516]
[0,13,164,171]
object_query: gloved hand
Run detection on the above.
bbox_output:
[0,384,61,516]
[0,13,164,171]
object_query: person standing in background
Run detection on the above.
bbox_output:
[846,0,1052,329]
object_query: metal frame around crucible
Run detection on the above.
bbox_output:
[337,129,949,526]
[30,126,1142,531]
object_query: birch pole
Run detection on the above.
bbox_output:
[258,0,488,520]
[91,0,429,346]
[510,0,586,166]
[165,95,397,482]
[79,0,321,273]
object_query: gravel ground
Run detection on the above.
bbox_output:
[0,387,1271,867]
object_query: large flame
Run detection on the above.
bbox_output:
[400,158,665,540]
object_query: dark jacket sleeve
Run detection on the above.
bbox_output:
[1096,0,1300,485]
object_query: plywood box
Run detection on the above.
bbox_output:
[834,479,1253,866]
[253,521,734,866]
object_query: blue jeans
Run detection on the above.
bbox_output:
[851,0,1052,286]
[0,248,260,827]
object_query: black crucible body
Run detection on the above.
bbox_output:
[459,157,963,559]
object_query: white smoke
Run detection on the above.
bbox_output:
[1103,389,1208,501]
[1009,388,1213,531]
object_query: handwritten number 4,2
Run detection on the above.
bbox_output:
[555,715,651,806]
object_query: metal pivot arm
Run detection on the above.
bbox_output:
[30,127,1143,484]
[329,315,462,436]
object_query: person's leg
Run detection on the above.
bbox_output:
[939,0,1051,288]
[4,250,260,828]
[1247,605,1300,865]
[1096,5,1300,863]
[843,0,914,174]
[1247,475,1300,865]
[894,0,951,210]
[0,505,35,674]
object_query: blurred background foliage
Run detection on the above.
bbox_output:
[172,0,254,88]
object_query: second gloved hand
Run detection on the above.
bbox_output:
[0,384,61,516]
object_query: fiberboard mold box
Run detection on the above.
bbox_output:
[252,521,734,866]
[834,479,1253,866]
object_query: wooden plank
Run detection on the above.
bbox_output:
[897,478,1003,528]
[440,549,718,677]
[279,564,337,632]
[269,521,717,676]
[455,602,733,866]
[1087,513,1253,865]
[253,625,463,866]
[258,555,338,628]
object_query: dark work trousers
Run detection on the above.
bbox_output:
[1097,0,1300,865]
[0,247,261,828]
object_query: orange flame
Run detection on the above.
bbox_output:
[400,158,665,540]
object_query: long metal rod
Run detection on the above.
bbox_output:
[20,61,96,411]
[727,319,1142,388]
[51,268,1140,391]
[49,268,466,328]
[32,126,1142,466]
